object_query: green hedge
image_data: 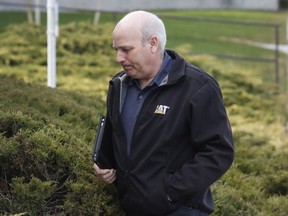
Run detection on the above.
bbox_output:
[0,75,123,215]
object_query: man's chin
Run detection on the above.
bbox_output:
[124,70,135,77]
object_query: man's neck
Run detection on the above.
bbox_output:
[139,52,168,89]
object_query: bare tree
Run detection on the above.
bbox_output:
[26,0,33,24]
[93,0,102,25]
[34,0,41,25]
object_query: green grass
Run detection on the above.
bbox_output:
[164,19,276,56]
[0,12,27,32]
[158,9,286,22]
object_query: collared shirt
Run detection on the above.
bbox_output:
[121,52,172,156]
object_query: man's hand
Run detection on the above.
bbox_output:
[93,163,116,184]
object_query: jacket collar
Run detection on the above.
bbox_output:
[111,49,186,86]
[109,50,187,114]
[165,49,186,85]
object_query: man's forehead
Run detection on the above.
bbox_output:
[113,28,141,45]
[114,23,140,36]
[112,38,140,48]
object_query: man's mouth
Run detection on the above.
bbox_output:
[123,65,133,71]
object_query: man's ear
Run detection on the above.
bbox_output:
[149,36,159,53]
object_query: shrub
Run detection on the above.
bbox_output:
[10,177,55,215]
[264,171,288,196]
[0,76,123,215]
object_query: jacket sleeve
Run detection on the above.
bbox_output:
[167,78,235,201]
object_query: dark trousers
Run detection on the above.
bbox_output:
[166,206,208,216]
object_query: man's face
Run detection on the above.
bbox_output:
[112,27,153,81]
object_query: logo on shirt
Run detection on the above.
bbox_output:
[154,105,170,115]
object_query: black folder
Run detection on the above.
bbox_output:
[92,115,114,169]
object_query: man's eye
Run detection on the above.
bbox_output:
[123,48,132,52]
[114,48,132,53]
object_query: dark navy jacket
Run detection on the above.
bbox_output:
[102,50,234,215]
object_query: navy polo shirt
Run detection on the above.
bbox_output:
[121,52,172,156]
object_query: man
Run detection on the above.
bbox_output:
[93,10,234,216]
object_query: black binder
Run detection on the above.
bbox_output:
[92,115,114,169]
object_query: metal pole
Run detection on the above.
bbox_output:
[47,0,58,88]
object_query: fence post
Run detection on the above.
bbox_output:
[47,0,58,88]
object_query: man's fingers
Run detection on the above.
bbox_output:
[104,169,116,183]
[93,163,116,183]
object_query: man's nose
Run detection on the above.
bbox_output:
[116,51,125,63]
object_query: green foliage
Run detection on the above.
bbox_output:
[10,177,55,215]
[0,22,121,101]
[0,19,287,215]
[0,75,120,215]
[265,195,288,216]
[264,171,288,196]
[63,180,124,216]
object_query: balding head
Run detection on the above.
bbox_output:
[113,11,167,53]
[112,11,167,88]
